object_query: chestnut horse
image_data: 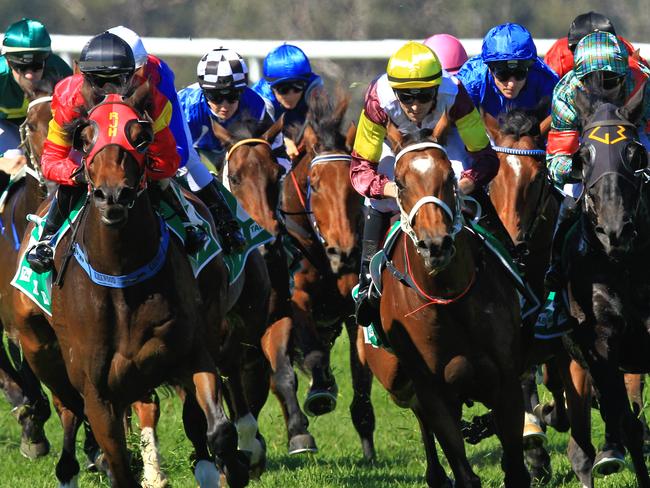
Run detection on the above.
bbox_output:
[212,116,317,454]
[361,126,529,487]
[0,81,57,459]
[280,91,375,459]
[12,86,248,487]
[485,109,596,486]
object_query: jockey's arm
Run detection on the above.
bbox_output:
[41,106,83,186]
[449,83,499,189]
[546,85,580,186]
[145,94,180,180]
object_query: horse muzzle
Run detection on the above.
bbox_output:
[417,234,454,271]
[596,219,637,258]
[93,185,137,227]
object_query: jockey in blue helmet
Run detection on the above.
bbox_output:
[251,43,323,157]
[456,23,559,119]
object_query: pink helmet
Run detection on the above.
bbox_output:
[423,34,468,75]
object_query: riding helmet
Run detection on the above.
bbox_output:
[197,48,248,90]
[481,23,537,64]
[568,11,616,52]
[386,41,442,89]
[79,31,135,76]
[263,44,312,86]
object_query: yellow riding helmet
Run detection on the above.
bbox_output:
[387,41,442,89]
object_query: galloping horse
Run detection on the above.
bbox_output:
[362,125,529,487]
[486,108,596,486]
[12,84,248,487]
[0,80,56,459]
[211,116,318,454]
[280,91,375,459]
[564,80,650,487]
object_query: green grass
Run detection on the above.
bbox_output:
[0,332,644,487]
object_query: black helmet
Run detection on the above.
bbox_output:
[79,31,135,76]
[568,11,616,52]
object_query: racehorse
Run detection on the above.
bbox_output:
[211,116,318,454]
[362,124,529,487]
[279,91,376,459]
[485,108,596,486]
[563,79,650,487]
[12,84,249,487]
[0,80,56,459]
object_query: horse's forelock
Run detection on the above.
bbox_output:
[307,90,349,151]
[400,127,434,147]
[228,111,271,140]
[498,110,538,140]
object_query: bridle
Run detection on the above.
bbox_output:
[18,95,52,187]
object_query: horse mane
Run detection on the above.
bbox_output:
[399,127,434,147]
[227,110,273,140]
[305,89,350,151]
[497,97,550,140]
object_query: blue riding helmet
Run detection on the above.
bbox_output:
[481,23,537,64]
[263,44,312,86]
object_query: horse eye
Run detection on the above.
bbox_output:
[228,173,241,186]
[627,143,648,172]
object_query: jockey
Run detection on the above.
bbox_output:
[251,44,323,158]
[456,23,558,119]
[178,47,289,176]
[544,31,650,290]
[423,33,468,75]
[351,41,503,326]
[545,11,647,79]
[25,32,181,273]
[0,18,71,186]
[108,27,246,255]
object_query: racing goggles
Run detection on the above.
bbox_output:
[394,87,437,104]
[6,52,48,72]
[489,60,532,82]
[204,89,242,104]
[273,81,307,95]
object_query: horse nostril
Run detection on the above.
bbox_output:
[441,235,453,252]
[595,226,606,235]
[117,187,137,205]
[620,221,636,241]
[326,246,340,256]
[93,188,106,203]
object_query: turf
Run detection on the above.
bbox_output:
[0,331,643,487]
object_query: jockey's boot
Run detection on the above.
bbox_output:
[150,180,207,255]
[195,178,246,255]
[355,208,390,327]
[26,185,84,274]
[544,195,578,291]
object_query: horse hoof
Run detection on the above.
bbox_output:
[219,450,250,488]
[20,437,50,459]
[592,448,626,477]
[194,459,220,488]
[58,474,80,488]
[525,446,552,486]
[303,389,337,416]
[523,419,547,449]
[248,434,267,480]
[288,434,318,455]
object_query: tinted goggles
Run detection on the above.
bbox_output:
[490,66,528,82]
[204,89,242,104]
[85,72,132,89]
[394,87,437,104]
[9,60,45,72]
[273,81,306,95]
[6,52,48,72]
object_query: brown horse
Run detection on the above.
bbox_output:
[280,91,375,459]
[0,81,57,459]
[361,125,529,487]
[211,116,317,454]
[12,85,248,487]
[485,109,596,487]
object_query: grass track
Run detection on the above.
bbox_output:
[0,332,643,487]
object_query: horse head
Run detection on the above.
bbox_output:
[486,103,550,249]
[212,114,284,235]
[71,82,154,227]
[574,80,649,257]
[388,122,461,272]
[300,89,361,274]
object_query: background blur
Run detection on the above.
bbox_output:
[2,0,649,118]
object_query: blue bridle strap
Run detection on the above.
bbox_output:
[72,217,169,288]
[491,145,547,157]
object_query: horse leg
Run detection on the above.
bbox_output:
[345,317,375,460]
[261,316,316,454]
[413,403,453,488]
[556,352,594,488]
[132,391,168,488]
[52,395,83,488]
[539,359,570,432]
[520,367,551,484]
[625,373,650,455]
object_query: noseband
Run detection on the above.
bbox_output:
[394,142,464,248]
[18,95,52,186]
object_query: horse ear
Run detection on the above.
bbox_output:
[385,120,404,152]
[539,115,552,139]
[126,80,150,114]
[73,60,81,75]
[345,122,356,152]
[261,114,284,142]
[210,118,235,149]
[302,123,318,152]
[618,80,647,125]
[332,88,350,124]
[481,109,500,143]
[72,121,91,152]
[573,86,592,121]
[432,112,450,145]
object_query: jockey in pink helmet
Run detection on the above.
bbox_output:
[423,34,468,75]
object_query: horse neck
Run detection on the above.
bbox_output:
[81,194,161,274]
[399,229,476,298]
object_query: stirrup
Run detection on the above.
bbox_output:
[217,221,246,255]
[26,241,55,274]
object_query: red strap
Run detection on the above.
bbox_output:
[547,129,580,156]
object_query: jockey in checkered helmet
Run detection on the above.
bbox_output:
[197,48,248,91]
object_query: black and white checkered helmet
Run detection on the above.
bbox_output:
[197,48,248,90]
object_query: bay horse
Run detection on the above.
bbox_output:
[362,125,529,487]
[211,116,318,454]
[0,81,57,459]
[280,91,376,459]
[485,108,596,486]
[12,85,248,487]
[563,79,650,487]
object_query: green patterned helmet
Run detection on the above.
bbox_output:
[2,18,51,65]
